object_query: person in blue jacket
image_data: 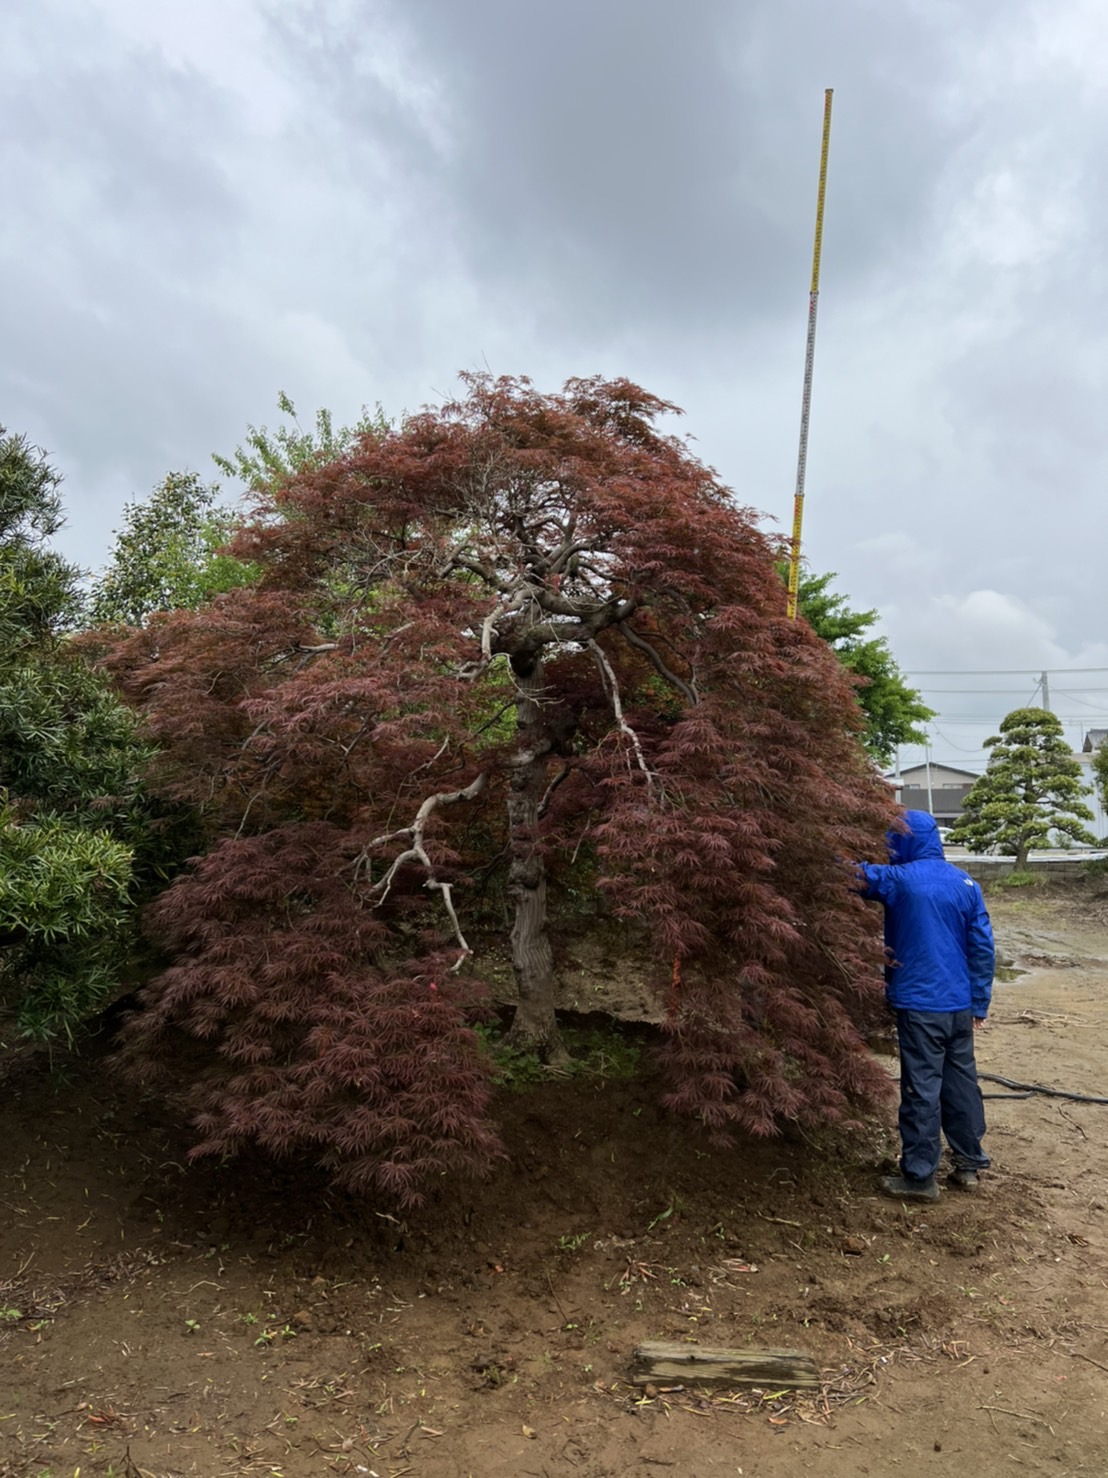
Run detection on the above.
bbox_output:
[859,809,995,1201]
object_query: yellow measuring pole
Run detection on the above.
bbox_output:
[786,88,834,619]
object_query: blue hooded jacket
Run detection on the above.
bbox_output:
[860,810,994,1016]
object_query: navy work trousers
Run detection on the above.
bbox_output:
[896,1008,989,1182]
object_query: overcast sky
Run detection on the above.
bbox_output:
[5,0,1108,769]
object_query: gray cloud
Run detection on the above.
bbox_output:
[296,0,1013,343]
[2,0,1106,773]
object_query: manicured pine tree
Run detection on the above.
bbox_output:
[949,707,1096,867]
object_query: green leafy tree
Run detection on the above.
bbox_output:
[212,391,388,494]
[949,707,1096,867]
[88,396,386,630]
[794,570,932,764]
[0,429,83,645]
[0,429,155,1040]
[87,471,255,628]
[1093,739,1108,829]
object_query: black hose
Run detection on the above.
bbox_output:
[978,1072,1108,1106]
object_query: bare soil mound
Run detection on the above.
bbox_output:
[3,883,1108,1477]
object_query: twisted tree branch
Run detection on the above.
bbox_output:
[352,772,488,968]
[617,621,698,706]
[588,640,654,790]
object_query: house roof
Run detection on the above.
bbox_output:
[887,763,978,782]
[1083,730,1108,753]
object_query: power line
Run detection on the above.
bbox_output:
[914,687,1056,694]
[933,712,1105,718]
[913,686,1108,695]
[904,666,1108,676]
[930,727,989,753]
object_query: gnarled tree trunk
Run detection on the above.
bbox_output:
[504,653,565,1060]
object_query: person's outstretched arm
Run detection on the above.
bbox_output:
[858,862,896,905]
[966,888,995,1019]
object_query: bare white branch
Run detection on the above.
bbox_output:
[481,585,528,663]
[352,772,488,965]
[427,880,474,971]
[411,734,452,776]
[587,639,654,789]
[455,583,531,680]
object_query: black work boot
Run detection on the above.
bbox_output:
[947,1167,979,1191]
[879,1173,939,1203]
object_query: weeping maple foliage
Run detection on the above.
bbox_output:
[101,374,896,1200]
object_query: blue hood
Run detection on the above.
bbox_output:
[887,809,945,864]
[861,808,994,1016]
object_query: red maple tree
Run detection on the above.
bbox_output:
[102,375,896,1200]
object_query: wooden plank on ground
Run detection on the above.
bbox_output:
[631,1341,820,1390]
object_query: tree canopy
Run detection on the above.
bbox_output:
[949,707,1096,866]
[211,391,388,495]
[87,471,255,628]
[794,570,932,765]
[88,397,386,630]
[99,374,896,1202]
[1089,737,1108,832]
[0,430,154,1040]
[0,427,83,647]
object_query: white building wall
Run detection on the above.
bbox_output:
[1075,752,1108,842]
[897,763,979,789]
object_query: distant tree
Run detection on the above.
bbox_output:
[87,471,255,628]
[949,708,1096,867]
[87,397,387,631]
[0,429,153,1040]
[0,428,82,644]
[99,374,896,1202]
[794,570,932,765]
[212,391,389,494]
[1091,736,1108,832]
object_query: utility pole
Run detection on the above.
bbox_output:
[925,737,934,817]
[786,88,834,619]
[1040,670,1051,712]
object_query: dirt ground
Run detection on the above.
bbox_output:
[3,881,1108,1478]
